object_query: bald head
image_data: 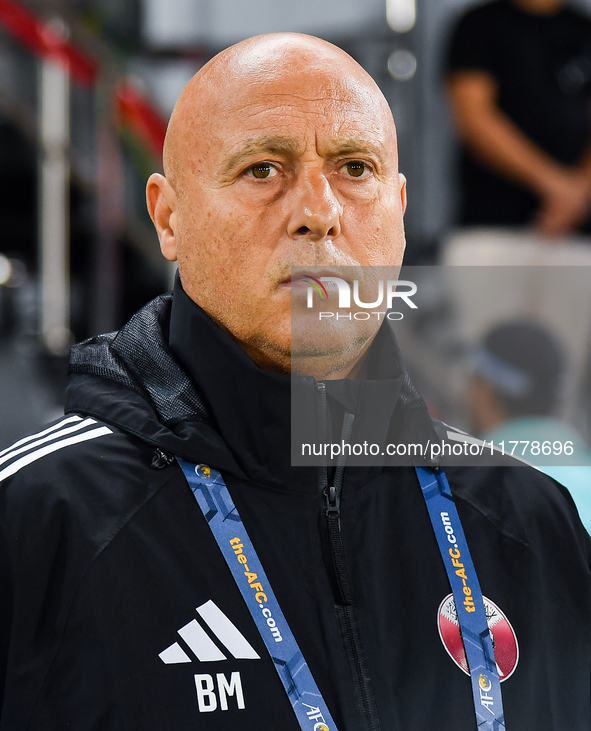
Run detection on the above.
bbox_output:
[147,32,406,377]
[163,33,397,195]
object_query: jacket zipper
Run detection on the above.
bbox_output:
[317,382,382,731]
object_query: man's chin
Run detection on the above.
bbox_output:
[232,305,380,377]
[292,315,379,347]
[291,325,378,379]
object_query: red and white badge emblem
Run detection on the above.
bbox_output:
[437,594,519,681]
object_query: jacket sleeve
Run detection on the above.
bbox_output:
[0,516,12,716]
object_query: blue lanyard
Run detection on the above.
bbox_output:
[179,457,505,731]
[177,458,338,731]
[415,466,505,730]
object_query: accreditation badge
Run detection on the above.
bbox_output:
[437,594,519,681]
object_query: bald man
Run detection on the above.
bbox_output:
[1,34,590,731]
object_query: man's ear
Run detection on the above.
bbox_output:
[399,173,407,215]
[146,173,178,262]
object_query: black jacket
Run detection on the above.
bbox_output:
[1,281,590,731]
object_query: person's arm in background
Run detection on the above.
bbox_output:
[447,70,591,236]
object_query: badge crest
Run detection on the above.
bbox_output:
[437,593,519,681]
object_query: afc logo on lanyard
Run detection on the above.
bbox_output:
[437,594,519,681]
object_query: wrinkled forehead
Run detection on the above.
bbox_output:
[240,74,384,120]
[204,69,397,166]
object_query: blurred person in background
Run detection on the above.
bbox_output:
[446,0,591,236]
[469,320,591,530]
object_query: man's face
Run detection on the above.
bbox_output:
[150,48,406,371]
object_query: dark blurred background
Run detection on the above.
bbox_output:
[3,0,591,510]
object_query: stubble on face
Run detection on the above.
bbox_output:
[160,34,406,375]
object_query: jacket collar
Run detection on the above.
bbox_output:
[67,279,436,489]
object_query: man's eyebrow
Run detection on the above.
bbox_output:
[221,136,302,174]
[322,139,385,162]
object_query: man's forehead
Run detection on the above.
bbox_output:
[213,82,393,157]
[221,70,384,118]
[164,34,397,183]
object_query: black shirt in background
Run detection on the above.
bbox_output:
[446,0,591,228]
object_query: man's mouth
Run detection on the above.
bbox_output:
[279,269,350,288]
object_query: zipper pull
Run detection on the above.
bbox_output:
[324,484,340,516]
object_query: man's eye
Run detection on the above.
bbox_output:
[344,162,368,178]
[249,164,276,179]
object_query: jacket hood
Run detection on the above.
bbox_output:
[66,293,248,475]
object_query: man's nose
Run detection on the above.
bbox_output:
[286,169,343,241]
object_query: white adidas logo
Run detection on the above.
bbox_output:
[159,600,260,664]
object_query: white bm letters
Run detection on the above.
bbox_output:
[194,671,245,712]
